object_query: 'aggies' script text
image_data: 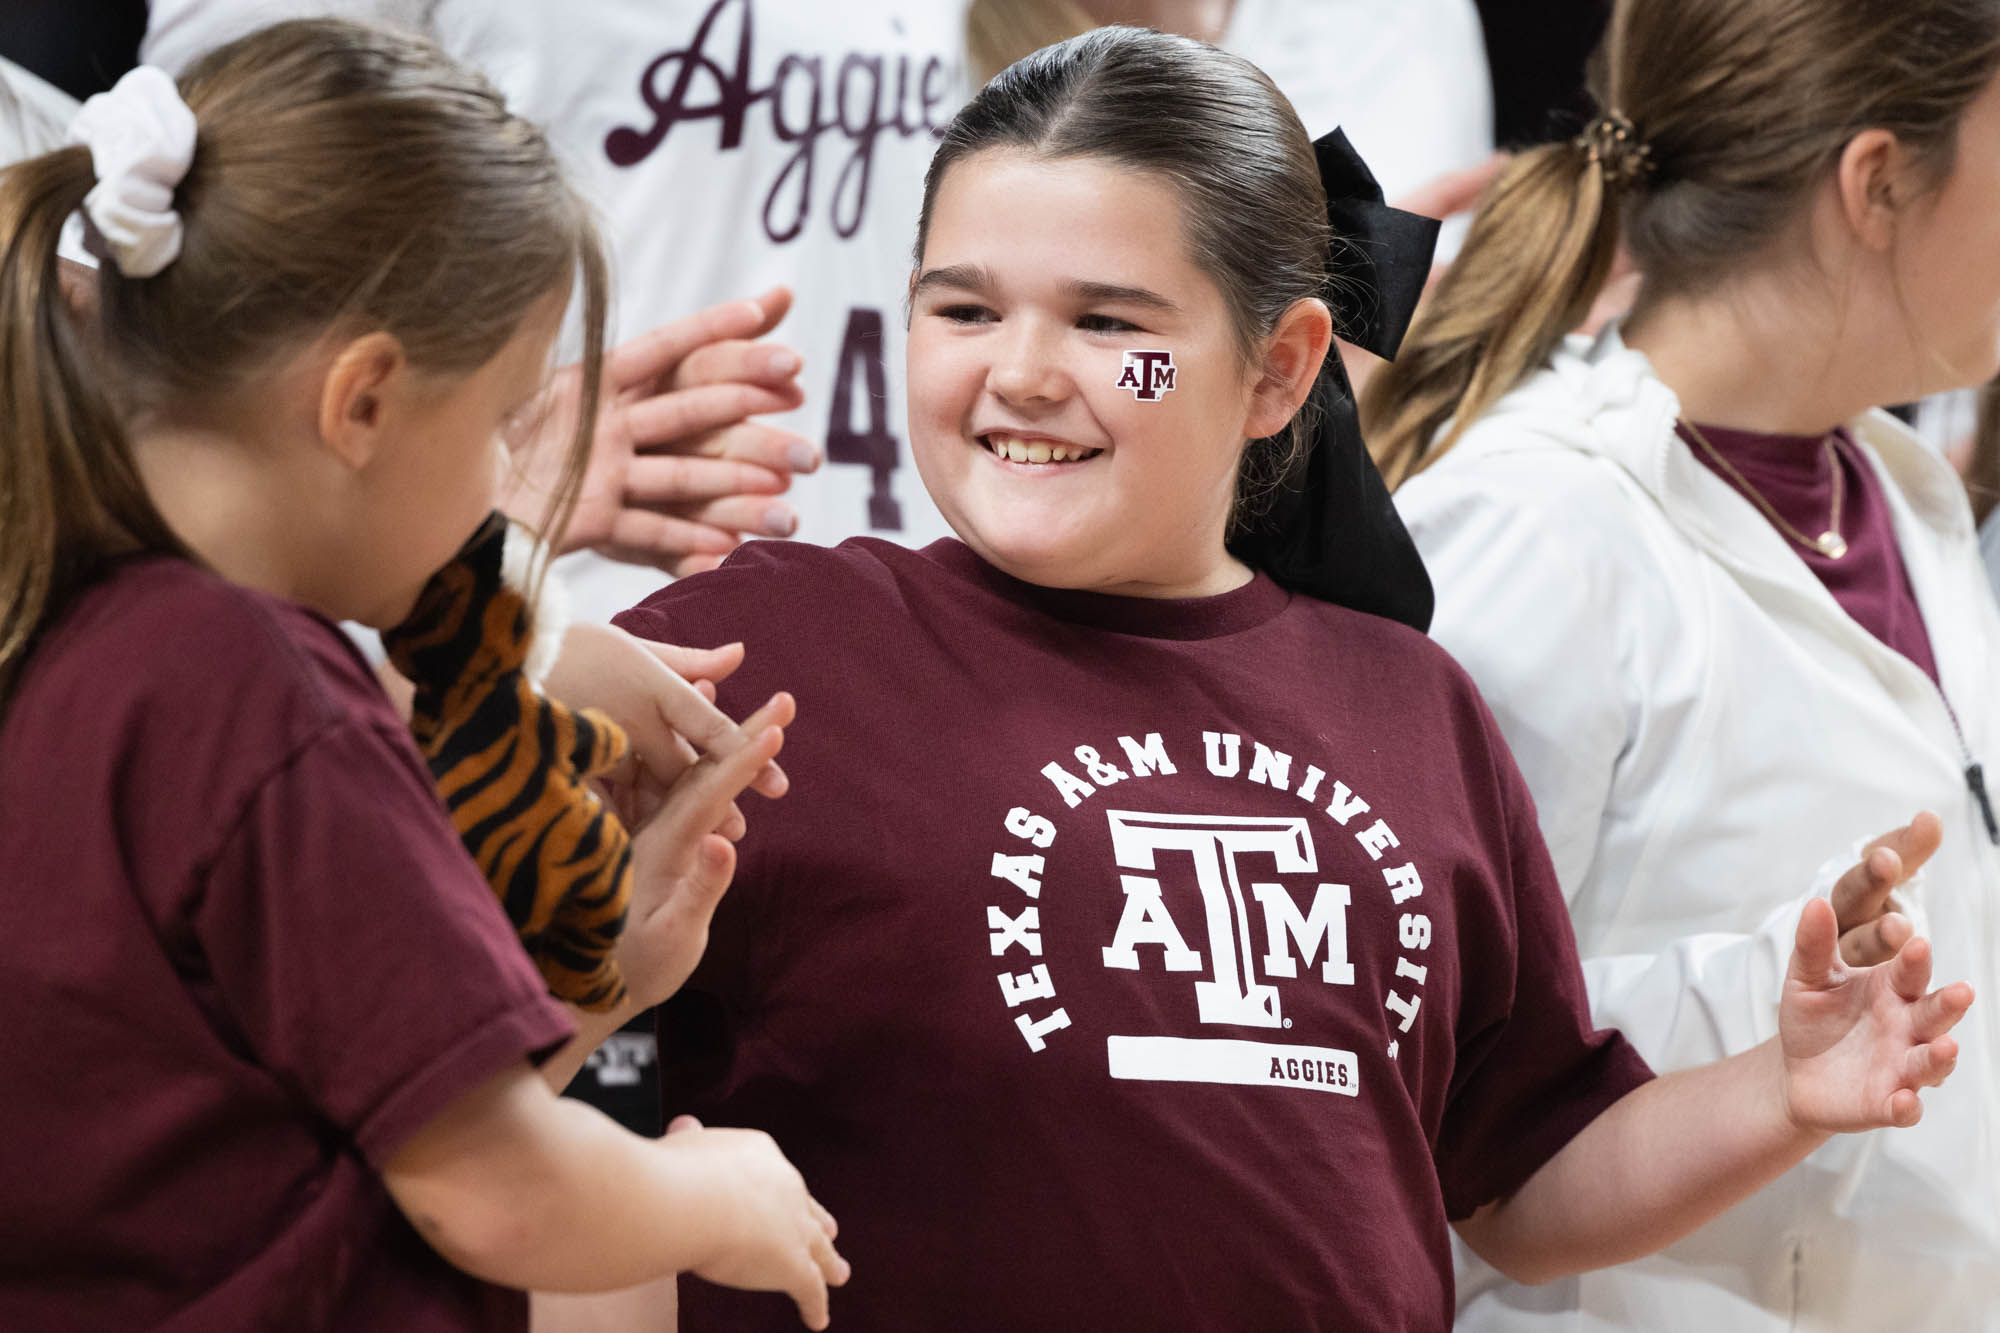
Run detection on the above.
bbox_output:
[604,0,958,242]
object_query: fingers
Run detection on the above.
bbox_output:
[597,509,742,570]
[1788,896,1841,990]
[665,1114,704,1135]
[1837,910,1912,968]
[1868,811,1943,880]
[674,338,803,393]
[651,719,790,851]
[622,452,791,505]
[648,665,787,767]
[1903,1033,1960,1091]
[677,493,800,540]
[674,551,733,578]
[642,639,746,686]
[1911,980,1977,1044]
[1829,844,1905,934]
[603,288,794,392]
[1885,933,1936,1003]
[695,421,821,475]
[790,1260,831,1331]
[625,380,806,445]
[793,1194,848,1332]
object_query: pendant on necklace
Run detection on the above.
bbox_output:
[1816,531,1849,559]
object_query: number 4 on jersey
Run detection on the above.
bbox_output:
[827,307,902,531]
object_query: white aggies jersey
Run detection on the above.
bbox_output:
[146,0,972,619]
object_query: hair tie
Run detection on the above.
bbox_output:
[1576,112,1655,190]
[1225,127,1438,633]
[66,66,197,279]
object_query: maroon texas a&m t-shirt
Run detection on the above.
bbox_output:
[0,557,574,1331]
[617,538,1652,1332]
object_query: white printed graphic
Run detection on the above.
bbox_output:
[1100,811,1353,1029]
[1107,1036,1360,1097]
[1115,349,1177,402]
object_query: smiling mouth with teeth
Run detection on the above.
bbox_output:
[980,434,1103,465]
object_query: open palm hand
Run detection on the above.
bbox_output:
[1780,897,1972,1132]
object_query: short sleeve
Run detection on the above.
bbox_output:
[1431,721,1654,1219]
[194,715,574,1166]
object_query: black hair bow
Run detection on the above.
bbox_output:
[1225,128,1440,633]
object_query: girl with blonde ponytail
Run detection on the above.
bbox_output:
[1371,1,2000,1327]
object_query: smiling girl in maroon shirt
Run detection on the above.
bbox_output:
[611,25,1975,1333]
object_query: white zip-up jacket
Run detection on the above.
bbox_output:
[1395,329,2000,1331]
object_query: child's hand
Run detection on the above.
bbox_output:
[661,1115,849,1330]
[1779,897,1973,1132]
[1829,811,1940,966]
[547,622,788,834]
[615,691,795,1009]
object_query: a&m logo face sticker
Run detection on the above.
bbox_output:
[1116,349,1177,402]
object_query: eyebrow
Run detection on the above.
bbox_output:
[909,265,1181,316]
[911,263,993,297]
[1065,280,1179,314]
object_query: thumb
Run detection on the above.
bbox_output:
[666,1114,704,1135]
[1789,897,1841,990]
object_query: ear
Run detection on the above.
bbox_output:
[1244,297,1334,441]
[1834,128,1913,252]
[317,331,410,471]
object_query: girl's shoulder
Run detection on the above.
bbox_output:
[614,536,957,644]
[16,556,402,783]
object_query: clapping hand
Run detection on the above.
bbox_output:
[1830,811,1940,966]
[1779,895,1972,1132]
[501,286,817,574]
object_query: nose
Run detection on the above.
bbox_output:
[987,317,1072,407]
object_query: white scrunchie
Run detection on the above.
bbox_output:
[66,66,197,279]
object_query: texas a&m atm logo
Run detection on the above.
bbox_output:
[1098,810,1361,1095]
[1115,349,1177,402]
[976,729,1440,1100]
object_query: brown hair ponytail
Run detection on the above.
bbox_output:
[0,147,187,703]
[0,19,610,707]
[1364,0,2000,489]
[1363,142,1619,488]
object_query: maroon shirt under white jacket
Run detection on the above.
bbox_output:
[616,538,1650,1332]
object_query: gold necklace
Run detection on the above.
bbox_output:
[1679,418,1848,560]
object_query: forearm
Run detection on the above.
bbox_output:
[387,1067,742,1292]
[1455,1038,1827,1284]
[531,1277,679,1333]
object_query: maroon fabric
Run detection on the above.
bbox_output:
[1680,422,1940,685]
[617,538,1651,1333]
[0,557,574,1333]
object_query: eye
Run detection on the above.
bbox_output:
[1077,312,1140,333]
[935,303,997,325]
